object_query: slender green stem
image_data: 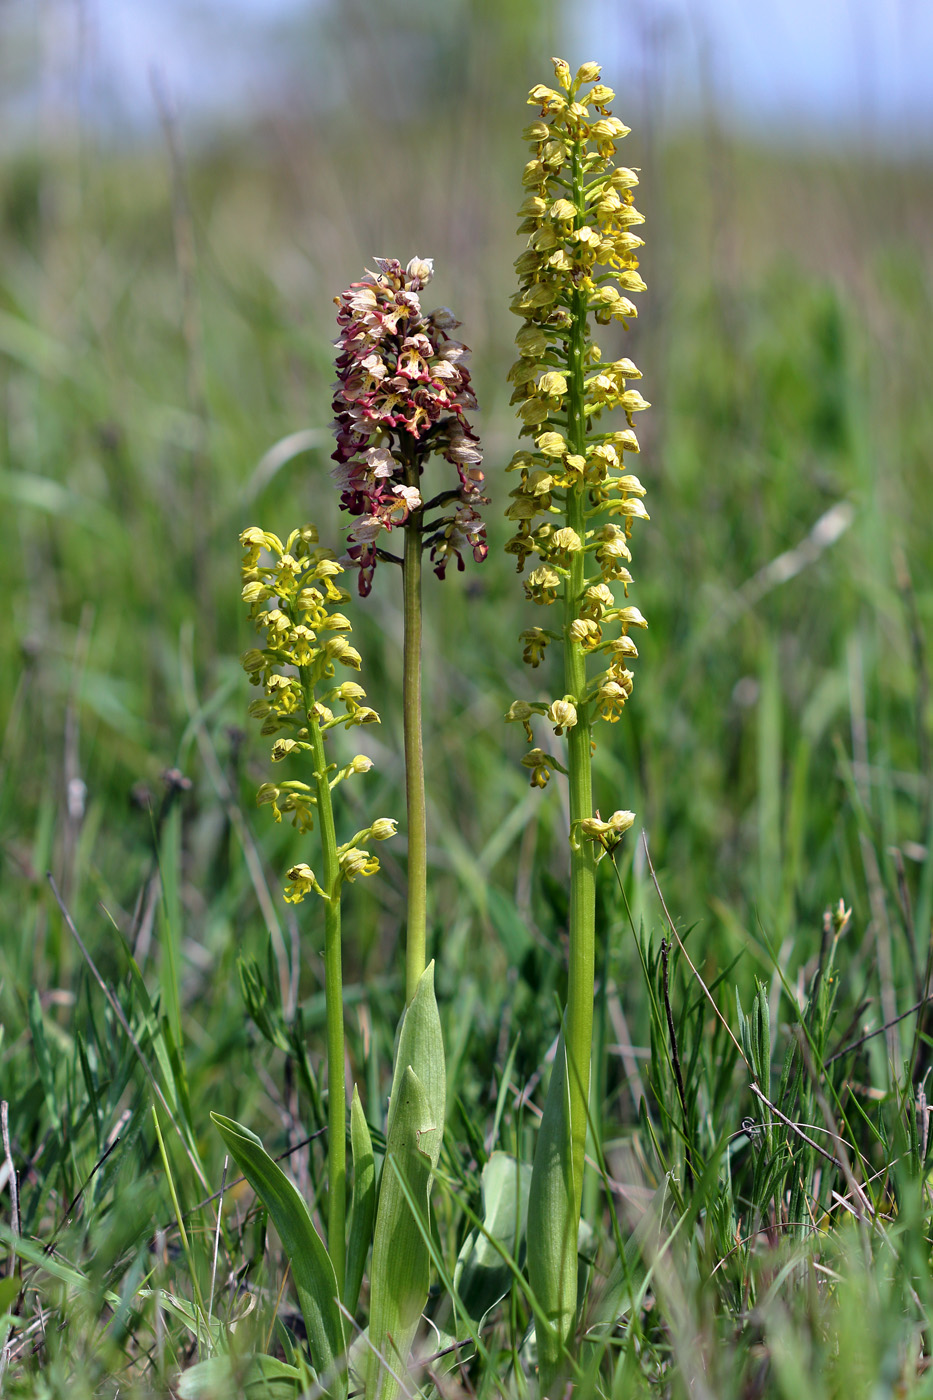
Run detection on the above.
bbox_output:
[303,673,346,1300]
[533,142,598,1383]
[402,450,427,1005]
[564,270,597,1209]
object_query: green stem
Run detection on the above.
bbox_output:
[564,269,597,1218]
[303,674,346,1300]
[530,141,598,1386]
[402,456,427,1006]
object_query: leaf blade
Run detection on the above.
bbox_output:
[210,1113,346,1395]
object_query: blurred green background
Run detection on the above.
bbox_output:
[1,0,931,1221]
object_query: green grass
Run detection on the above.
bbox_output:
[1,8,933,1393]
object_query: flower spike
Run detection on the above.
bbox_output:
[510,59,648,1390]
[332,257,488,594]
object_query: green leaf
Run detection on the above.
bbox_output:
[366,1066,437,1399]
[138,1289,244,1351]
[177,1353,302,1399]
[386,960,446,1137]
[454,1150,532,1326]
[210,1114,346,1395]
[344,1085,375,1317]
[366,961,446,1400]
[525,1032,576,1385]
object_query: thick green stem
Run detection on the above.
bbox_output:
[303,680,346,1301]
[402,459,428,1006]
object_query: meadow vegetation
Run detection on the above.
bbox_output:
[1,7,932,1395]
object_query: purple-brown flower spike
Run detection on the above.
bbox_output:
[332,257,487,595]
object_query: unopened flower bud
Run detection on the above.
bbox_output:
[550,56,572,89]
[548,699,578,735]
[405,256,434,284]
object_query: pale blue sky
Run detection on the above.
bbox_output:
[582,0,933,143]
[9,0,933,150]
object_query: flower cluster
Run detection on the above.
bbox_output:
[332,256,488,595]
[240,523,395,901]
[505,59,650,786]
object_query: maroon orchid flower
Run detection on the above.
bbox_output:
[332,256,488,595]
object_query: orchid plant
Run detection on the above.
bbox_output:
[505,56,648,1387]
[332,255,487,1004]
[215,57,646,1400]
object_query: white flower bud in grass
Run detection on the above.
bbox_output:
[370,818,397,841]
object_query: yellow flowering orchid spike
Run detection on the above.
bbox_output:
[238,519,397,1303]
[507,60,648,1390]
